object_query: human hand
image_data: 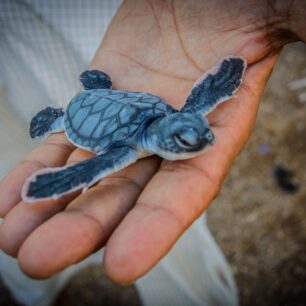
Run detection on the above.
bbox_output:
[0,0,304,282]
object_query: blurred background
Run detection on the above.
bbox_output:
[207,42,306,306]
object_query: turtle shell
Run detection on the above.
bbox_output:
[64,89,174,153]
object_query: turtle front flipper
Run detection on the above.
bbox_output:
[30,106,65,138]
[182,57,247,116]
[22,146,139,202]
[80,70,112,90]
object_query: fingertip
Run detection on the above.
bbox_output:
[103,223,148,284]
[17,223,69,279]
[103,254,136,285]
[103,250,143,285]
[18,243,58,279]
[0,166,29,217]
[17,211,105,279]
[0,221,19,257]
[0,160,47,217]
[0,204,28,257]
[1,133,75,217]
[103,206,180,284]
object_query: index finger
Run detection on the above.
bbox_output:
[0,133,75,217]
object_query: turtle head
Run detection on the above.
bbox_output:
[144,113,215,160]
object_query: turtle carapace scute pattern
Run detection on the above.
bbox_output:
[65,90,174,153]
[22,56,247,202]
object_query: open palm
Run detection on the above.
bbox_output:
[0,0,296,282]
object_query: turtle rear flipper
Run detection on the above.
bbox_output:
[30,106,65,138]
[182,57,247,116]
[80,70,112,90]
[22,146,138,202]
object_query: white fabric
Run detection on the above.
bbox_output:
[0,243,105,306]
[136,215,238,306]
[0,1,238,305]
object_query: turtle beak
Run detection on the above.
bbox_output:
[204,129,215,145]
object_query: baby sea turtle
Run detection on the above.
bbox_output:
[22,56,246,202]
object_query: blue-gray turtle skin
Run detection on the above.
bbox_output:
[23,56,247,202]
[65,89,175,153]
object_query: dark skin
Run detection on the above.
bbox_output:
[0,0,305,283]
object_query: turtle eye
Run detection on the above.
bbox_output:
[174,129,199,148]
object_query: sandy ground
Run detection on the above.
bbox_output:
[1,42,306,306]
[207,42,306,306]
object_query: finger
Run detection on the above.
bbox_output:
[0,148,94,257]
[0,193,77,257]
[102,138,225,284]
[17,156,160,279]
[0,133,75,217]
[103,53,280,283]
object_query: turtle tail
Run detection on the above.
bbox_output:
[30,106,65,138]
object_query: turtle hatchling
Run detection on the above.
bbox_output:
[22,56,246,202]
